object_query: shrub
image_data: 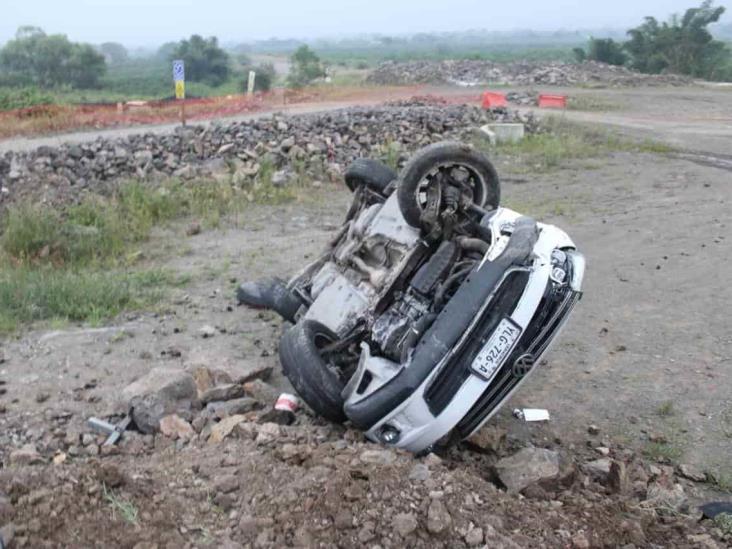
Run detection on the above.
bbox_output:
[587,38,627,66]
[0,86,56,111]
[287,45,325,88]
[169,35,230,86]
[625,1,729,79]
[241,62,276,93]
[0,26,106,89]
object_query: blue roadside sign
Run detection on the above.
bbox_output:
[173,60,185,82]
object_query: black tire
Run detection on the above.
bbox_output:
[396,141,500,229]
[344,158,398,194]
[237,277,304,323]
[279,320,347,423]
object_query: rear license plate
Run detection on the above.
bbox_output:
[470,318,522,380]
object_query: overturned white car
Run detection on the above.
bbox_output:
[238,141,585,453]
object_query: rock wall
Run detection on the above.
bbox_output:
[0,102,537,209]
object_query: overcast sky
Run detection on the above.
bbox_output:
[1,0,730,47]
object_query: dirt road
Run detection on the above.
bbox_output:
[3,85,731,157]
[0,96,415,155]
[548,86,732,156]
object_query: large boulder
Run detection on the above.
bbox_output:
[121,368,199,434]
[494,447,560,493]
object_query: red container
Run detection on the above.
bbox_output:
[481,91,508,109]
[538,94,567,109]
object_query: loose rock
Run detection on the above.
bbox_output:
[8,444,44,466]
[466,424,506,453]
[583,458,612,481]
[393,512,418,537]
[200,384,245,404]
[121,367,199,434]
[208,414,248,443]
[208,397,258,419]
[678,463,706,482]
[495,447,560,493]
[427,498,452,534]
[159,414,195,441]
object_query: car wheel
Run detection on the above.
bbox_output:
[344,158,398,194]
[396,141,500,229]
[279,320,347,423]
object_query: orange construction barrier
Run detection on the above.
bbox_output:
[481,91,508,109]
[538,94,567,109]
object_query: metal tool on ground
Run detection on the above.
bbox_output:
[87,414,132,446]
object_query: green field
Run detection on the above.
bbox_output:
[318,44,579,68]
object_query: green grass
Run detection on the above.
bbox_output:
[103,484,139,525]
[476,116,675,172]
[318,44,579,67]
[0,268,178,334]
[0,173,299,333]
[0,58,249,109]
[567,95,619,112]
[0,86,56,110]
[722,405,732,438]
[656,401,675,417]
[376,140,403,170]
[1,175,295,267]
[714,513,732,536]
[709,471,732,494]
[643,441,683,463]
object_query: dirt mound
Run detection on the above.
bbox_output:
[367,60,693,88]
[1,400,726,548]
[1,336,725,547]
[0,103,537,210]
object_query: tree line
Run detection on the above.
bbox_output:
[574,1,730,81]
[0,26,326,94]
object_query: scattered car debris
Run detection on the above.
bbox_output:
[259,394,300,426]
[239,141,585,452]
[87,415,132,446]
[275,393,299,413]
[513,408,551,422]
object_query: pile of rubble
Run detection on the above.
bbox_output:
[1,361,728,547]
[506,90,539,106]
[0,103,538,209]
[384,95,450,107]
[367,60,693,87]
